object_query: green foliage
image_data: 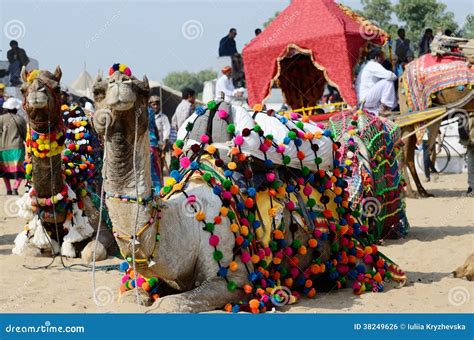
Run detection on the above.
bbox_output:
[395,0,458,45]
[163,68,217,95]
[460,14,474,38]
[263,11,280,28]
[361,0,393,28]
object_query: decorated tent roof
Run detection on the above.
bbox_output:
[242,0,389,107]
[69,70,94,98]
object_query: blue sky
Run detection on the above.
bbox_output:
[1,0,472,84]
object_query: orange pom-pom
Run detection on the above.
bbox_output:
[305,279,312,288]
[308,238,318,248]
[273,230,284,239]
[310,264,320,275]
[284,278,293,287]
[142,282,151,292]
[244,284,253,294]
[249,298,260,309]
[307,288,316,298]
[298,246,307,255]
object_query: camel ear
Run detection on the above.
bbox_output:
[142,75,149,89]
[53,66,62,82]
[21,66,28,82]
[92,76,107,103]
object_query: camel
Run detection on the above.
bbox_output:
[94,68,406,312]
[397,55,474,198]
[453,253,474,281]
[12,66,116,262]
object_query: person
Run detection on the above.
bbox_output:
[444,29,453,37]
[215,66,243,102]
[420,129,437,182]
[0,84,5,115]
[0,98,27,195]
[458,111,474,196]
[395,28,412,64]
[255,28,262,36]
[171,87,196,131]
[148,95,170,190]
[355,48,397,115]
[6,40,29,86]
[419,28,434,56]
[219,28,238,57]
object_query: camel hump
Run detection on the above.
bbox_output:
[188,101,232,144]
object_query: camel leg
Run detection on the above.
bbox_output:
[149,278,244,313]
[406,135,433,197]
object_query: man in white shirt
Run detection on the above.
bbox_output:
[215,66,243,102]
[171,87,196,130]
[355,48,397,115]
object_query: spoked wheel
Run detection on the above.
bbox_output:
[434,143,450,173]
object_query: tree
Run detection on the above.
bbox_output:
[360,0,393,29]
[263,11,280,28]
[395,0,458,47]
[460,14,474,38]
[163,69,217,95]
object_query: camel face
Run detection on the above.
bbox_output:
[105,72,137,111]
[21,66,62,130]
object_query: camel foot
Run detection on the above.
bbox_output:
[150,294,194,313]
[419,191,434,198]
[119,288,152,306]
[81,240,107,263]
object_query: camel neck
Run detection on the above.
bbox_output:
[104,131,152,199]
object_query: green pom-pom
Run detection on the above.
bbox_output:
[296,121,304,129]
[315,157,322,164]
[283,155,291,164]
[265,134,274,141]
[204,223,215,232]
[302,166,310,175]
[175,140,184,148]
[253,125,261,132]
[227,211,236,220]
[288,131,297,140]
[248,212,255,222]
[185,122,194,132]
[203,173,212,182]
[213,250,223,261]
[279,267,288,277]
[227,280,237,291]
[227,124,236,134]
[292,239,302,248]
[163,186,172,194]
[207,100,217,110]
[222,179,232,189]
[307,198,316,208]
[331,242,340,252]
[269,240,277,251]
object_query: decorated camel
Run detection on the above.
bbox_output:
[94,65,405,313]
[12,66,116,261]
[397,49,474,197]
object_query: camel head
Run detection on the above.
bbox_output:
[21,66,62,132]
[93,64,149,137]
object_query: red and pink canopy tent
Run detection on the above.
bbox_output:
[242,0,389,109]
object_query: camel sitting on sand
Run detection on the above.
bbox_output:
[93,66,406,313]
[453,253,474,281]
[12,66,116,262]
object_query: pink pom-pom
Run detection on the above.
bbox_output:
[303,185,312,196]
[180,157,191,168]
[187,195,197,204]
[266,172,276,182]
[122,275,130,283]
[264,247,271,256]
[276,145,285,153]
[364,254,373,264]
[209,235,220,247]
[136,277,145,287]
[241,252,251,263]
[313,229,322,238]
[317,123,324,129]
[222,191,232,200]
[284,246,293,256]
[297,131,304,138]
[285,201,295,210]
[290,112,298,120]
[200,134,210,143]
[234,135,244,146]
[217,109,228,119]
[290,267,299,278]
[259,144,269,152]
[240,218,249,226]
[258,249,266,259]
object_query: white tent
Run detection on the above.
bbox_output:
[69,70,94,98]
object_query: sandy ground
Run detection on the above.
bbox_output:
[0,173,472,313]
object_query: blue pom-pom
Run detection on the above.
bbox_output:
[190,161,199,170]
[264,159,273,168]
[242,239,250,248]
[297,276,306,286]
[213,186,222,195]
[236,202,245,212]
[457,85,465,91]
[283,137,291,145]
[248,272,258,282]
[356,265,366,273]
[130,279,136,288]
[294,138,302,147]
[119,261,129,272]
[196,106,206,116]
[279,117,288,124]
[321,233,329,240]
[224,170,233,177]
[323,130,331,137]
[247,187,256,197]
[287,185,295,193]
[252,220,261,228]
[170,170,181,181]
[218,267,228,277]
[232,305,240,313]
[308,211,317,220]
[334,196,342,204]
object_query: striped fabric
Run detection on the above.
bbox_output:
[0,148,25,179]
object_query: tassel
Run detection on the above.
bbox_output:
[61,241,77,258]
[12,230,29,255]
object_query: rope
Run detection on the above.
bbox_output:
[132,108,141,305]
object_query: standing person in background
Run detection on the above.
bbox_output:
[419,28,434,56]
[215,66,243,102]
[395,28,412,64]
[7,40,29,86]
[219,28,238,57]
[0,84,5,115]
[172,87,196,131]
[0,98,26,195]
[148,96,170,190]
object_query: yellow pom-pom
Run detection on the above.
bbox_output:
[230,223,239,233]
[119,64,127,73]
[220,207,229,216]
[165,177,176,186]
[195,211,205,221]
[206,145,216,154]
[228,162,237,170]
